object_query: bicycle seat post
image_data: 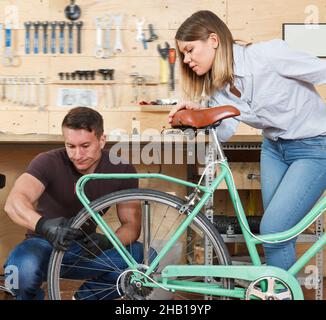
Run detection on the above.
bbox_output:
[210,128,226,161]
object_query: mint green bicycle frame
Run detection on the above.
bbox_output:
[75,160,326,299]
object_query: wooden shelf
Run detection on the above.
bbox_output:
[139,105,173,112]
[50,81,161,86]
[0,132,263,144]
[51,80,117,85]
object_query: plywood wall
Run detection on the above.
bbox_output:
[0,0,325,135]
[0,1,326,278]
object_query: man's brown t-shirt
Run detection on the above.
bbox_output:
[26,148,138,236]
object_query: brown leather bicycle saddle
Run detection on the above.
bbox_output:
[171,105,240,129]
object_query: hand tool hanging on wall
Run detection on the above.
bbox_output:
[24,22,32,54]
[103,16,112,58]
[50,21,57,54]
[95,17,105,58]
[42,22,49,54]
[0,75,47,109]
[168,48,176,91]
[23,77,29,106]
[76,21,83,53]
[136,18,147,49]
[157,42,170,84]
[67,21,74,54]
[65,0,81,21]
[98,69,115,109]
[98,69,115,80]
[130,73,139,103]
[33,22,40,54]
[113,15,123,53]
[30,77,37,106]
[129,72,148,103]
[146,24,158,42]
[2,19,19,67]
[59,21,66,54]
[39,77,46,111]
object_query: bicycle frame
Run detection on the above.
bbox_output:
[75,133,326,299]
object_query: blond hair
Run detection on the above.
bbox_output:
[175,10,235,101]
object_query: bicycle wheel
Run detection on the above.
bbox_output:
[48,189,232,300]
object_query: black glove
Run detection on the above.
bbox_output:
[79,232,113,259]
[35,216,83,251]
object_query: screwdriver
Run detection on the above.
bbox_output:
[168,48,176,91]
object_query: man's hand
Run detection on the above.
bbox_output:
[168,101,202,124]
[35,217,83,251]
[79,232,113,259]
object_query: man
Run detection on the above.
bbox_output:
[4,107,143,300]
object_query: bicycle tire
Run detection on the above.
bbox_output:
[48,189,232,300]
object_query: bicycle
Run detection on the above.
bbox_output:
[47,106,326,300]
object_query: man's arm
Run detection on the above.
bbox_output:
[115,201,141,245]
[4,173,45,230]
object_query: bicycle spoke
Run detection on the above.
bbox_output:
[48,190,232,300]
[81,223,124,272]
[64,247,123,272]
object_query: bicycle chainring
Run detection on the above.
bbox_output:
[119,265,154,300]
[245,276,293,300]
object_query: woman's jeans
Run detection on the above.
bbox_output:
[260,136,326,270]
[4,237,154,300]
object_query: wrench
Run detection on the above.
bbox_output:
[42,22,49,54]
[59,21,66,54]
[33,21,41,54]
[94,17,105,58]
[136,18,147,49]
[67,21,74,54]
[76,21,83,54]
[23,77,29,106]
[103,15,112,58]
[24,22,32,54]
[147,24,158,42]
[113,15,123,53]
[50,21,57,54]
[12,77,18,104]
[30,77,36,106]
[3,20,19,67]
[39,77,46,111]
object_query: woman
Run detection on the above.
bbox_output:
[168,10,326,270]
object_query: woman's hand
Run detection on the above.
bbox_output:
[168,101,202,124]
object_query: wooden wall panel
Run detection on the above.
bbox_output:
[0,111,49,133]
[1,0,326,279]
[0,0,224,135]
[1,0,325,135]
[228,0,326,41]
